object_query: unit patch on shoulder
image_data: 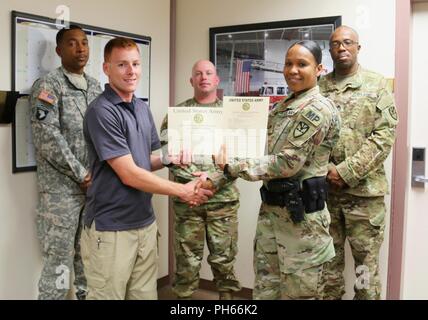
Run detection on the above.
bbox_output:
[383,106,398,126]
[293,121,310,138]
[389,106,398,120]
[288,116,320,148]
[36,108,48,121]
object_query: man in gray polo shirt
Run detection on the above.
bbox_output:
[82,37,212,300]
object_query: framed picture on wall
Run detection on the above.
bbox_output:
[209,16,341,109]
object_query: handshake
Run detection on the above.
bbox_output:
[177,172,216,208]
[164,145,229,208]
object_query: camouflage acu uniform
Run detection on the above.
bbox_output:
[30,67,102,300]
[218,86,341,299]
[319,66,398,300]
[159,98,241,298]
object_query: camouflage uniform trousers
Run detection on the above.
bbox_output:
[253,203,334,300]
[323,193,386,300]
[36,193,86,300]
[172,201,241,298]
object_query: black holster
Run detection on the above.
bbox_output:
[260,178,305,224]
[260,176,328,223]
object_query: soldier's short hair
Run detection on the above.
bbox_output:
[104,37,140,62]
[56,24,85,46]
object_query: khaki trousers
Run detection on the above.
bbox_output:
[81,221,158,300]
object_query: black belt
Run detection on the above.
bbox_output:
[259,176,327,223]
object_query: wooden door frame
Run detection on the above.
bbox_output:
[387,0,418,300]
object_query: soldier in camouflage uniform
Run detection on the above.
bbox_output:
[319,26,398,300]
[211,41,341,299]
[160,60,241,300]
[30,25,102,300]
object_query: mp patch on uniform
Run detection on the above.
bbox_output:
[293,121,310,138]
[302,108,322,127]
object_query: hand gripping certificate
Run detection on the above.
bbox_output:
[167,97,269,158]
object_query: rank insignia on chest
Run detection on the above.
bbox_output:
[293,121,310,138]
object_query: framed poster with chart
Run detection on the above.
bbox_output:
[11,10,152,172]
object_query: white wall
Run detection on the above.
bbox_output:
[175,0,395,298]
[0,0,170,299]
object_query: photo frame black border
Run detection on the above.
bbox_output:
[209,16,342,65]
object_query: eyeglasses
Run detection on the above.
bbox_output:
[330,39,358,49]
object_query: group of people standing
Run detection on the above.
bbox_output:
[30,23,397,300]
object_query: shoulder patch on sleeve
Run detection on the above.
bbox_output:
[287,103,328,147]
[37,90,56,106]
[293,121,311,138]
[302,107,322,127]
[376,91,398,125]
[34,105,50,121]
[288,119,320,147]
[383,105,398,126]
